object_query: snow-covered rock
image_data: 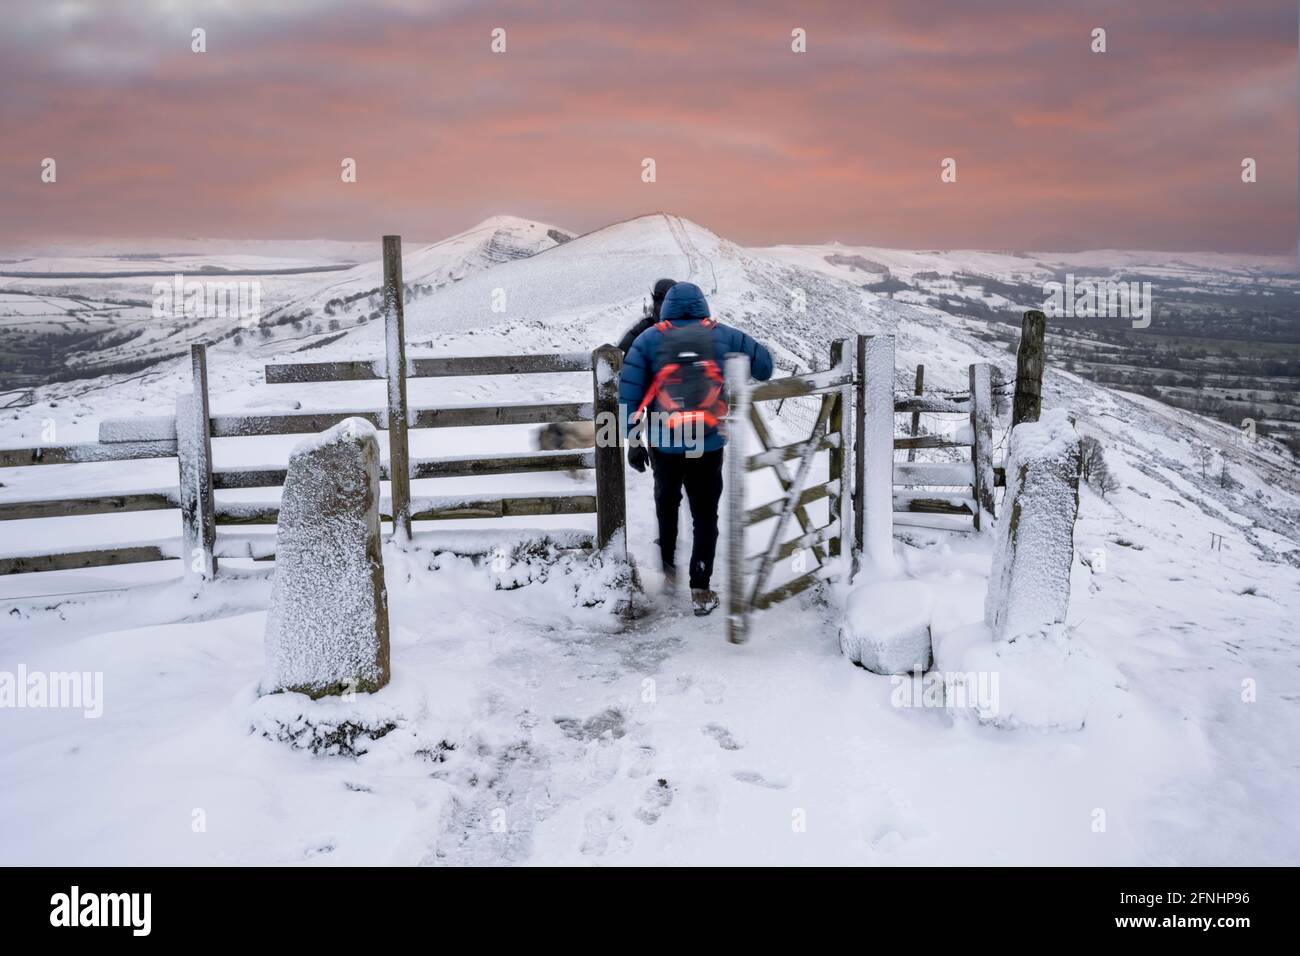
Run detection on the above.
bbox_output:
[262,418,390,699]
[841,579,933,674]
[250,690,403,757]
[985,409,1082,641]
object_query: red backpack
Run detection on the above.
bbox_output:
[634,319,728,432]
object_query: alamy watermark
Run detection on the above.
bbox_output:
[1042,274,1151,329]
[152,273,262,328]
[0,665,103,718]
[50,886,150,936]
[890,670,1000,719]
[601,407,710,458]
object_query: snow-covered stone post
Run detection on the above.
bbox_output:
[969,362,996,531]
[861,334,895,574]
[382,235,413,544]
[263,418,391,698]
[724,353,751,644]
[591,344,627,559]
[177,343,217,581]
[984,408,1082,641]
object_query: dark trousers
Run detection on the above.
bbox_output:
[650,447,724,590]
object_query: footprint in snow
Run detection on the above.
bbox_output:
[627,745,656,779]
[731,770,788,790]
[580,806,630,857]
[702,723,744,751]
[553,708,626,742]
[635,778,674,825]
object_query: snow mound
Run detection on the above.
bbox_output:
[262,418,391,699]
[939,624,1127,732]
[841,579,933,674]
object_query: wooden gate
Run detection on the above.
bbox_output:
[722,338,855,644]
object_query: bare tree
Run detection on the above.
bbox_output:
[1080,435,1122,499]
[1080,435,1106,485]
[1218,460,1239,491]
[1194,443,1215,478]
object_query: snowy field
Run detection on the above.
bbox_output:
[1,215,1298,865]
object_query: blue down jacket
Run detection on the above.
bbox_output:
[618,282,773,453]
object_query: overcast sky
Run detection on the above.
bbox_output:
[2,0,1295,253]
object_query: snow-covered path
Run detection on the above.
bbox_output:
[3,450,1296,865]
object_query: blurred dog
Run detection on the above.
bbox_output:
[536,421,596,478]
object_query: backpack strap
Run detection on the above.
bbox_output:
[633,362,680,424]
[656,318,715,332]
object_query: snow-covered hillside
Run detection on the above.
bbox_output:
[1,215,1297,866]
[0,216,571,384]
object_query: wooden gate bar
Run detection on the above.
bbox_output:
[591,344,627,557]
[906,364,925,463]
[853,335,867,553]
[177,343,217,581]
[724,353,752,645]
[382,235,413,543]
[832,339,853,563]
[969,362,996,530]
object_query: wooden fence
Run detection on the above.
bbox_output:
[723,326,1026,642]
[890,359,999,530]
[0,236,625,577]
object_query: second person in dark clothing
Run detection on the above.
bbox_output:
[616,278,678,355]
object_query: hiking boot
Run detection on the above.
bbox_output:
[691,589,720,617]
[662,569,678,596]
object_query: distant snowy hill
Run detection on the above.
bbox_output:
[0,216,572,386]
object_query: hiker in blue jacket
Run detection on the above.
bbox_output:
[619,282,773,616]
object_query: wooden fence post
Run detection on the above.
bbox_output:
[861,334,896,572]
[382,235,412,543]
[177,343,217,581]
[592,344,627,558]
[853,334,866,557]
[969,362,996,530]
[906,364,925,462]
[1012,309,1046,427]
[828,339,853,568]
[724,353,752,644]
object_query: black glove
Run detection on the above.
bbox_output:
[627,444,649,473]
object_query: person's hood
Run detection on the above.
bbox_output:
[659,281,710,322]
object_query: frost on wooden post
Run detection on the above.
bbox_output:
[840,579,933,674]
[861,334,896,573]
[984,408,1082,642]
[262,417,391,699]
